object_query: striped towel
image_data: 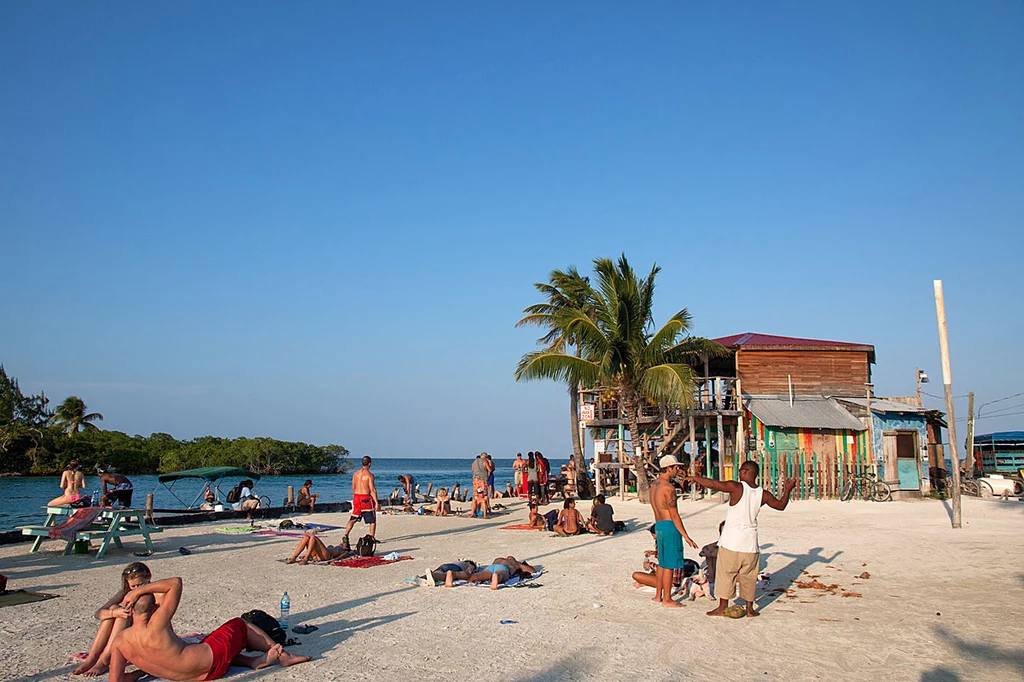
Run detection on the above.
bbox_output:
[49,508,104,541]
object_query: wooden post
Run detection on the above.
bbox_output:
[966,392,976,479]
[689,415,697,501]
[717,413,725,500]
[286,486,294,507]
[866,384,875,479]
[145,493,154,523]
[737,377,746,459]
[934,279,962,529]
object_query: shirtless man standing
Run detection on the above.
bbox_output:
[649,455,698,608]
[108,577,309,682]
[342,456,379,551]
[49,459,86,506]
[686,461,797,617]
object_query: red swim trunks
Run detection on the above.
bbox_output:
[201,617,248,680]
[351,494,376,523]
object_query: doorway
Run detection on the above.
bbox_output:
[895,431,920,491]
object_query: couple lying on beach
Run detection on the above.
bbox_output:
[74,562,309,681]
[526,496,616,536]
[421,556,537,589]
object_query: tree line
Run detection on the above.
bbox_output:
[0,366,349,476]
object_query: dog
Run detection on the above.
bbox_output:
[687,567,714,601]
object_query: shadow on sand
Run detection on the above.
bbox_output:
[933,625,1024,678]
[756,545,843,611]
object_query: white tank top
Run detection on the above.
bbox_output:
[719,481,762,553]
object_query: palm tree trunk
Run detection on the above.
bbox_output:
[568,384,595,499]
[621,390,653,504]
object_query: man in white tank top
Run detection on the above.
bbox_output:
[686,460,796,618]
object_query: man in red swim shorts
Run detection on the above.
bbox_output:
[109,577,310,682]
[342,455,379,551]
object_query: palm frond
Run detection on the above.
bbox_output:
[639,363,697,409]
[514,351,601,388]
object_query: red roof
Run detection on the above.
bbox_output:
[713,332,874,357]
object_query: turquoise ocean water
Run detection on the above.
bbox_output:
[0,457,567,530]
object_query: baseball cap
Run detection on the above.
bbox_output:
[659,454,682,470]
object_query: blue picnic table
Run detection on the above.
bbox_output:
[19,506,163,559]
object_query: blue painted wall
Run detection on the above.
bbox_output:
[872,412,929,484]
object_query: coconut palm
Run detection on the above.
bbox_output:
[516,254,723,502]
[515,266,596,498]
[52,396,103,435]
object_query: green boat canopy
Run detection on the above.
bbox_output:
[157,466,261,483]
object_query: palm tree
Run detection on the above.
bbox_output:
[516,254,723,502]
[52,396,103,435]
[515,266,596,498]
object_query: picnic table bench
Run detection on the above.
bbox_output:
[18,506,162,559]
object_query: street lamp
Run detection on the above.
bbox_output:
[916,367,930,406]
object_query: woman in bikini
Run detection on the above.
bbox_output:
[553,498,585,536]
[49,459,87,506]
[424,559,477,586]
[72,562,153,676]
[463,556,537,590]
[286,531,353,564]
[434,488,452,517]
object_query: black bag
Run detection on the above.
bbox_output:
[355,534,378,557]
[241,609,286,645]
[226,484,243,504]
[613,520,626,533]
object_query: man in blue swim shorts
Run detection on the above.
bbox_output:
[650,455,698,608]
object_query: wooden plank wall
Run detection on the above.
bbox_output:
[737,349,871,396]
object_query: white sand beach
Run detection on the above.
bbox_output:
[1,496,1022,682]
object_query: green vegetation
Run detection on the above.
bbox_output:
[0,365,349,476]
[515,255,724,502]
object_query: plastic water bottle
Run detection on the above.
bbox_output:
[91,490,101,506]
[279,592,290,631]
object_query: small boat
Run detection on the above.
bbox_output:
[155,466,261,511]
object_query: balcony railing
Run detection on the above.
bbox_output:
[583,377,739,423]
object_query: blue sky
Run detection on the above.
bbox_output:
[1,1,1021,457]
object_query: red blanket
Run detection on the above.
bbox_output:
[331,556,412,568]
[49,508,104,541]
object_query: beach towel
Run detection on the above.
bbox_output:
[500,523,546,531]
[48,507,104,541]
[331,555,413,569]
[455,570,544,589]
[216,526,261,534]
[0,590,59,609]
[301,523,343,531]
[253,530,308,538]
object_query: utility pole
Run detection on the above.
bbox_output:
[933,280,962,529]
[966,392,976,479]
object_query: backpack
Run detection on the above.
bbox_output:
[355,534,378,557]
[226,484,243,504]
[240,609,286,644]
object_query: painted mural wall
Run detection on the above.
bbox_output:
[872,412,929,484]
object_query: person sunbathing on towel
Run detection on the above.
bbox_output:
[424,560,477,587]
[463,556,537,590]
[286,531,353,564]
[109,577,310,682]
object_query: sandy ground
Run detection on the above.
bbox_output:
[1,495,1022,682]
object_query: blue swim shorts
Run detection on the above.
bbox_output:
[654,520,685,570]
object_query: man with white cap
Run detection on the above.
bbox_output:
[649,454,698,608]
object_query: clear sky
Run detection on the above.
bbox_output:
[1,1,1021,457]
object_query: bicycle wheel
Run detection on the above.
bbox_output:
[961,479,979,497]
[840,480,855,502]
[977,480,994,499]
[871,482,892,502]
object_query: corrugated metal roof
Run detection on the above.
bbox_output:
[745,396,867,431]
[837,397,929,414]
[714,332,875,356]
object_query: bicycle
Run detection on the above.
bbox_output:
[945,474,994,498]
[840,472,892,502]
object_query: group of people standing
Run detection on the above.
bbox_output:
[512,451,551,503]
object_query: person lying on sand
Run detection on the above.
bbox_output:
[73,562,153,677]
[423,560,478,586]
[462,556,537,590]
[553,499,585,536]
[286,531,353,564]
[109,577,310,682]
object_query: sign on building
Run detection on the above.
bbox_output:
[580,403,595,421]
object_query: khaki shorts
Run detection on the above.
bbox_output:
[715,547,760,602]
